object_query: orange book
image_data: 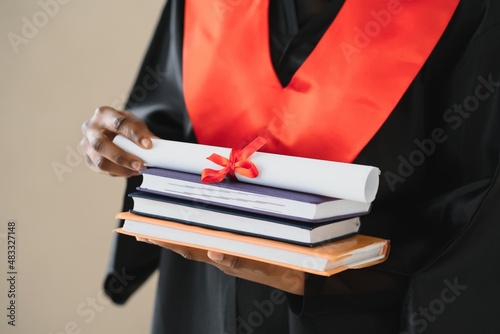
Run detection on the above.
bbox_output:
[115,212,389,276]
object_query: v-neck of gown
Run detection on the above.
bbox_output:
[269,0,346,87]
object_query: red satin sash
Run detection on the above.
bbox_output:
[183,0,459,162]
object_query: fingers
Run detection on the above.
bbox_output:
[207,251,247,269]
[94,106,155,148]
[141,239,209,261]
[207,251,306,295]
[135,239,306,294]
[207,251,274,276]
[81,125,142,176]
[138,239,273,275]
[81,106,155,177]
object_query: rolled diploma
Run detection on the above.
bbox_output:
[113,135,380,203]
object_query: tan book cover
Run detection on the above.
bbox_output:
[115,212,389,276]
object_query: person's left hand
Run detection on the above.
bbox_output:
[136,238,306,295]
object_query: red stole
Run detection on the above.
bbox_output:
[183,0,459,162]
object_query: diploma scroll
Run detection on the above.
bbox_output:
[113,135,380,203]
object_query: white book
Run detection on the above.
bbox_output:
[130,191,362,246]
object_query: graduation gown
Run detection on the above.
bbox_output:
[103,1,500,333]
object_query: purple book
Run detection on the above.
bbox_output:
[138,168,371,222]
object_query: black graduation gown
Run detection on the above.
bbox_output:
[103,1,500,333]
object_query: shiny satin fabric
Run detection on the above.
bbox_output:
[104,0,500,333]
[183,0,459,163]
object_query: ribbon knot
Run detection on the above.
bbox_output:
[201,136,267,183]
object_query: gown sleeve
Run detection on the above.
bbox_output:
[103,0,196,304]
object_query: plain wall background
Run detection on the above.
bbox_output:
[0,0,166,333]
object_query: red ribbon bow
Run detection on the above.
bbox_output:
[201,136,267,183]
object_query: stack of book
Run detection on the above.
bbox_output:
[113,136,390,276]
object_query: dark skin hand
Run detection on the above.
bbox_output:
[80,106,156,177]
[81,106,306,295]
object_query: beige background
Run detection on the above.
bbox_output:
[0,0,166,333]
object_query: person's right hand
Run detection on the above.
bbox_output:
[81,106,157,177]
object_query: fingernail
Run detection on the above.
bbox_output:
[141,138,151,148]
[208,251,224,262]
[132,161,141,171]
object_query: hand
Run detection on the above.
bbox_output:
[137,238,306,295]
[81,106,157,177]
